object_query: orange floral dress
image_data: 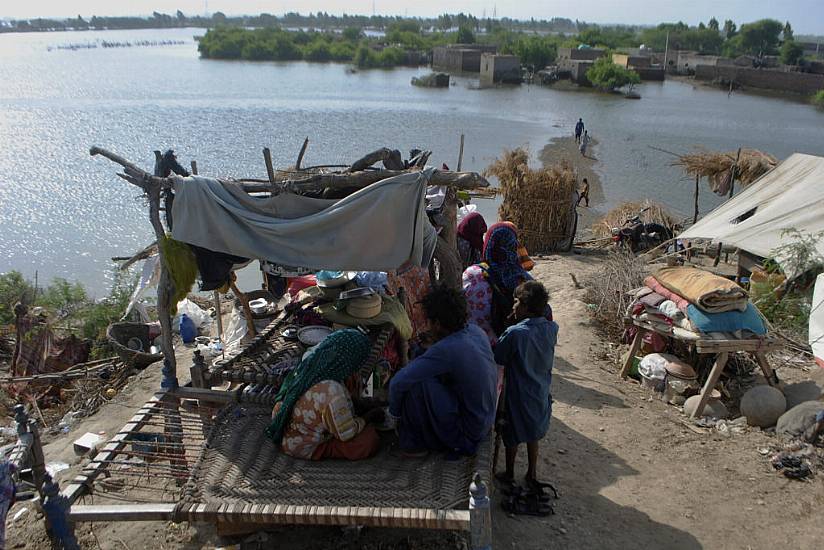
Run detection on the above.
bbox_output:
[273,380,364,460]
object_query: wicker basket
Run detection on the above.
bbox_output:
[107,322,163,369]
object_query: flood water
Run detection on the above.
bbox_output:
[1,28,823,292]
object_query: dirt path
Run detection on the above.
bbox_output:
[7,255,824,549]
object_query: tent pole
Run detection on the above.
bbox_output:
[713,148,741,268]
[693,174,700,224]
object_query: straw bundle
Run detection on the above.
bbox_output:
[485,148,578,253]
[592,200,678,238]
[673,148,777,195]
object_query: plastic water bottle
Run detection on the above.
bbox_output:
[179,313,196,344]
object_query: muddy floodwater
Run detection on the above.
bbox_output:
[1,28,823,291]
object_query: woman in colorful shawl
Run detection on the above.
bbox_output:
[268,329,381,460]
[457,212,487,270]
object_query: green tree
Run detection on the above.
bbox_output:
[0,271,34,324]
[782,21,794,41]
[38,277,87,317]
[723,19,737,39]
[342,26,362,41]
[456,25,476,44]
[780,40,804,65]
[708,17,719,31]
[737,19,783,56]
[586,57,641,91]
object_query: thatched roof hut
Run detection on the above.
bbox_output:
[673,148,777,196]
[485,148,578,253]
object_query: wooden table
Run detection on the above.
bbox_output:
[619,317,782,418]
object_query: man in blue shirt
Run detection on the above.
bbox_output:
[574,118,585,144]
[389,284,498,455]
[494,281,558,487]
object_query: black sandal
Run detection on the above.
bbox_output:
[501,493,554,516]
[526,478,559,499]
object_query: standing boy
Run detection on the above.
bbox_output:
[574,118,584,144]
[494,280,558,488]
[577,177,590,207]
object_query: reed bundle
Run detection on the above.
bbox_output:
[673,148,777,195]
[592,200,678,238]
[485,148,578,253]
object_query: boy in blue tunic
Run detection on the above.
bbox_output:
[494,280,558,487]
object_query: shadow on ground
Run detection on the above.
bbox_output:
[491,417,703,550]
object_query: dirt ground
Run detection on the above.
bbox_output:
[6,251,824,550]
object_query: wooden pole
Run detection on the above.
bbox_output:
[214,291,224,344]
[150,157,178,390]
[263,148,276,184]
[230,279,258,338]
[295,137,309,170]
[190,160,198,175]
[713,148,741,267]
[457,133,465,171]
[693,174,700,224]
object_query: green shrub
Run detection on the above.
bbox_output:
[586,57,641,91]
[813,90,824,109]
[0,271,34,324]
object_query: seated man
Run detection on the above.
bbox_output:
[388,284,498,455]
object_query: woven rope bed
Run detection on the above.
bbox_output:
[175,403,492,529]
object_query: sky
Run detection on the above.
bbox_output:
[2,1,824,35]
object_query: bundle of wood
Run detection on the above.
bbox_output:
[592,200,679,239]
[673,148,777,195]
[486,148,578,253]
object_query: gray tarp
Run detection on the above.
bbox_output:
[170,170,437,272]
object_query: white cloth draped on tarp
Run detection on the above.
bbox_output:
[170,170,437,271]
[810,273,824,369]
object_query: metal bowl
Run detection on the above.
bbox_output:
[297,325,333,346]
[280,326,299,340]
[339,286,376,300]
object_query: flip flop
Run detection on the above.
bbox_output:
[501,494,554,516]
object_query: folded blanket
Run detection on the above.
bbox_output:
[639,291,666,308]
[654,267,747,313]
[686,303,767,335]
[643,277,690,312]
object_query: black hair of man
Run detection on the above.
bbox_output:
[421,283,468,334]
[515,280,549,317]
[583,177,588,183]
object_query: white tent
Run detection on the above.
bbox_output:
[679,153,824,272]
[679,153,824,365]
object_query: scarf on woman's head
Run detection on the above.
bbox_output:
[266,329,371,444]
[457,212,487,252]
[483,223,532,293]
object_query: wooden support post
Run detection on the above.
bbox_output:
[433,187,462,289]
[41,474,80,550]
[149,192,179,389]
[713,148,741,268]
[469,473,492,550]
[214,290,224,344]
[230,279,258,338]
[457,134,465,171]
[190,350,206,389]
[693,174,700,224]
[691,352,729,418]
[619,329,645,379]
[190,160,198,175]
[754,351,780,387]
[263,147,276,184]
[295,137,309,170]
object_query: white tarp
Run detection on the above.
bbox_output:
[679,153,824,274]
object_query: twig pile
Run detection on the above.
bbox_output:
[485,148,578,253]
[673,148,777,195]
[584,250,649,339]
[592,200,679,239]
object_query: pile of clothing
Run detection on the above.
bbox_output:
[630,266,767,339]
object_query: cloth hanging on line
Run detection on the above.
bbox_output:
[170,170,437,272]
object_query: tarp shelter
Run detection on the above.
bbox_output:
[679,153,824,366]
[679,153,824,274]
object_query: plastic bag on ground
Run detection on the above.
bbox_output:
[172,299,211,332]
